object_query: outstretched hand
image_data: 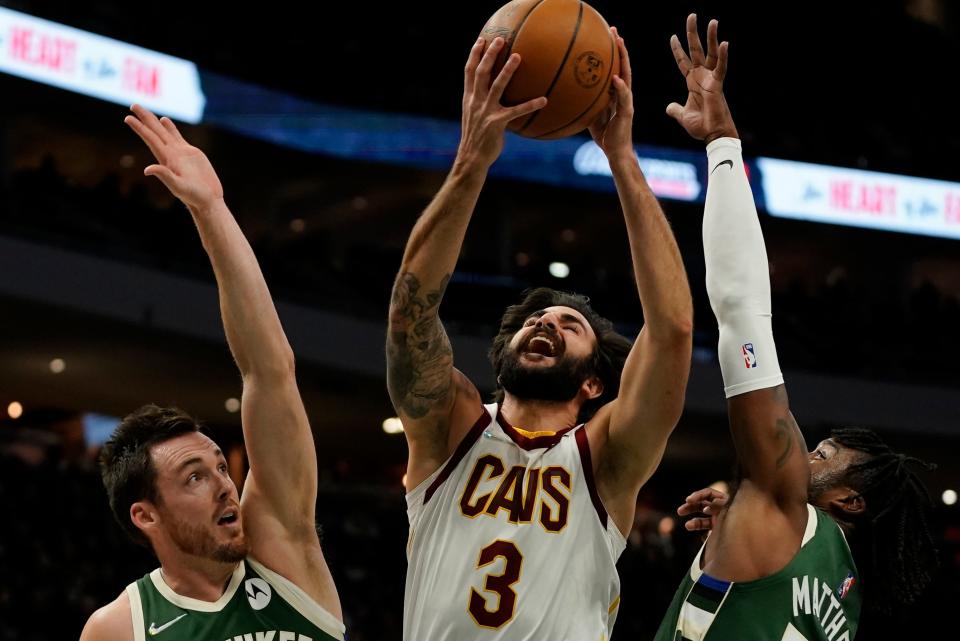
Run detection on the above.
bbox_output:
[457,37,547,171]
[124,105,224,210]
[666,14,738,144]
[677,486,729,532]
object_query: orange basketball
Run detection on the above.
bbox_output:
[480,0,620,140]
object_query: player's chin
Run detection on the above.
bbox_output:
[217,543,249,564]
[212,532,249,563]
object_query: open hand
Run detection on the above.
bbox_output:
[124,104,224,210]
[666,14,738,144]
[457,37,547,171]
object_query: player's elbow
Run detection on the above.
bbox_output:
[244,346,297,382]
[670,315,694,340]
[650,314,694,345]
[705,286,749,322]
[274,344,297,375]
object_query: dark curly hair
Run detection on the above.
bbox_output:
[832,427,939,617]
[99,404,204,546]
[489,287,633,423]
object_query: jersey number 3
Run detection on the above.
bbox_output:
[468,539,523,628]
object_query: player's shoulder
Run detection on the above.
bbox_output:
[80,590,134,641]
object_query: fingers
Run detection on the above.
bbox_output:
[705,19,720,70]
[665,102,684,123]
[676,487,726,513]
[124,114,165,160]
[685,13,706,66]
[715,41,729,82]
[677,493,705,516]
[124,105,186,161]
[159,116,185,142]
[684,517,714,532]
[474,37,505,98]
[501,96,547,122]
[464,37,486,98]
[670,34,692,76]
[678,489,727,535]
[677,498,700,516]
[690,487,727,503]
[488,52,521,104]
[143,164,179,193]
[130,104,172,144]
[143,163,172,177]
[611,75,632,113]
[612,27,632,90]
[676,498,720,516]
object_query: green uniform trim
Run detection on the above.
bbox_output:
[126,557,344,641]
[655,505,862,641]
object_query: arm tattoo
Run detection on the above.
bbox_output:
[386,271,453,419]
[774,418,795,469]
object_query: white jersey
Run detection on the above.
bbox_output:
[403,403,626,641]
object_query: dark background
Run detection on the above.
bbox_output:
[0,1,958,640]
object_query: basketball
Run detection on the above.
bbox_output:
[480,0,620,140]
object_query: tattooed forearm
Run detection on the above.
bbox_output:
[773,418,794,469]
[387,271,454,419]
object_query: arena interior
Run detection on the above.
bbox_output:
[0,1,958,639]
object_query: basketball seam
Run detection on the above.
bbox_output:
[515,0,585,135]
[535,24,616,139]
[502,0,546,61]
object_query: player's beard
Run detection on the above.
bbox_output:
[807,467,845,504]
[499,345,596,403]
[168,513,248,564]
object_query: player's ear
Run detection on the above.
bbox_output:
[581,376,604,401]
[836,492,865,517]
[131,500,160,537]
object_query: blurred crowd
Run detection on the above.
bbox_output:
[4,158,960,388]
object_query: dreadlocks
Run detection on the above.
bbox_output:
[831,427,939,617]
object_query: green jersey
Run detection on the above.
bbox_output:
[125,557,345,641]
[655,505,861,641]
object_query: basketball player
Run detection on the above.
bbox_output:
[389,32,693,640]
[79,106,345,641]
[654,15,938,640]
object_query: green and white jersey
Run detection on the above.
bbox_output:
[655,505,861,641]
[125,557,345,641]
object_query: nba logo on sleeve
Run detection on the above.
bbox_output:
[741,343,757,368]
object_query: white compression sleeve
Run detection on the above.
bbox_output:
[704,137,784,398]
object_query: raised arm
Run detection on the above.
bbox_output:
[667,15,809,515]
[124,106,318,539]
[587,30,694,534]
[387,37,545,488]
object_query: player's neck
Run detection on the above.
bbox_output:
[157,552,240,602]
[824,510,856,538]
[500,394,581,432]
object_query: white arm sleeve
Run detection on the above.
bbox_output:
[704,137,784,398]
